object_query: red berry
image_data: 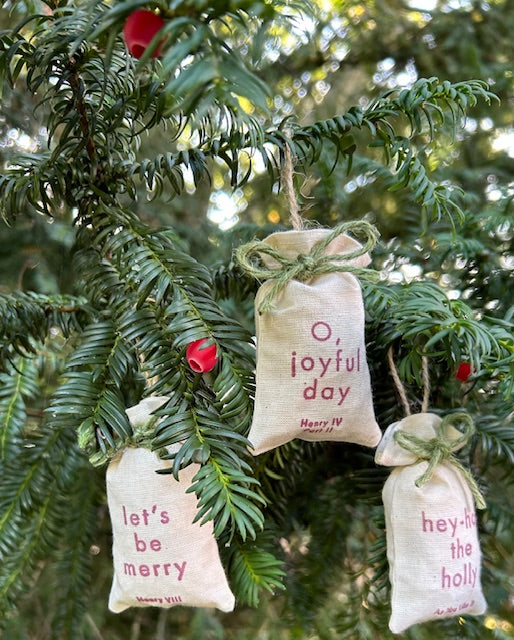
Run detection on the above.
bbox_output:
[456,362,472,382]
[123,10,165,59]
[186,339,218,373]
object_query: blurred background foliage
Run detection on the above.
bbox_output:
[0,0,512,638]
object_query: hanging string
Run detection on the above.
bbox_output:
[394,413,487,509]
[387,347,412,417]
[421,355,430,413]
[236,220,380,312]
[281,139,304,231]
[387,348,431,416]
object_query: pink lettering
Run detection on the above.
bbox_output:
[303,379,350,405]
[123,506,166,527]
[441,563,477,589]
[436,518,447,533]
[136,596,164,603]
[321,387,334,400]
[134,532,146,552]
[464,508,476,528]
[434,600,475,616]
[133,595,183,605]
[150,538,161,552]
[338,386,350,405]
[291,351,297,377]
[174,561,187,581]
[304,380,317,400]
[301,357,315,371]
[421,511,434,532]
[300,418,330,430]
[133,532,161,552]
[319,357,331,377]
[450,538,473,559]
[345,349,360,372]
[123,561,187,579]
[311,321,331,341]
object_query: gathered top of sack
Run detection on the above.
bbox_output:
[375,412,465,467]
[126,395,170,432]
[375,412,486,510]
[260,228,371,269]
[236,220,380,313]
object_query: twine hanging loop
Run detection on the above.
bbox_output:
[281,141,304,231]
[387,347,431,416]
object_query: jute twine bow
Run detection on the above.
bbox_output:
[236,220,380,313]
[394,413,486,509]
[387,347,486,509]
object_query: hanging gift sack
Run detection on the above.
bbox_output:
[236,221,382,455]
[106,397,235,613]
[375,412,487,634]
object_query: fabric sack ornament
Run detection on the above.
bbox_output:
[236,221,382,455]
[375,411,487,633]
[106,396,235,613]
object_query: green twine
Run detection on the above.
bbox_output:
[394,412,486,510]
[235,220,380,313]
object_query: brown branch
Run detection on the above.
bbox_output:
[68,59,97,167]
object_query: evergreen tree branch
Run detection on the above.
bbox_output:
[47,320,135,463]
[363,279,513,395]
[50,459,98,640]
[0,292,91,363]
[475,412,514,465]
[48,205,265,546]
[124,78,497,224]
[0,356,38,459]
[0,422,85,610]
[0,2,498,228]
[223,535,286,607]
[0,1,511,632]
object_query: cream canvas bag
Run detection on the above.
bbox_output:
[237,222,381,455]
[106,397,235,613]
[375,412,486,633]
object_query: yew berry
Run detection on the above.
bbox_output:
[456,362,472,382]
[186,339,218,373]
[123,10,165,59]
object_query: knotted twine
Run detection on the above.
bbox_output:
[394,412,486,509]
[387,348,486,509]
[236,220,380,313]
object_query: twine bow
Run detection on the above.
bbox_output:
[394,412,486,509]
[236,220,380,313]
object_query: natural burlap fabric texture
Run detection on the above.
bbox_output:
[375,413,486,633]
[106,397,235,613]
[241,227,381,455]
